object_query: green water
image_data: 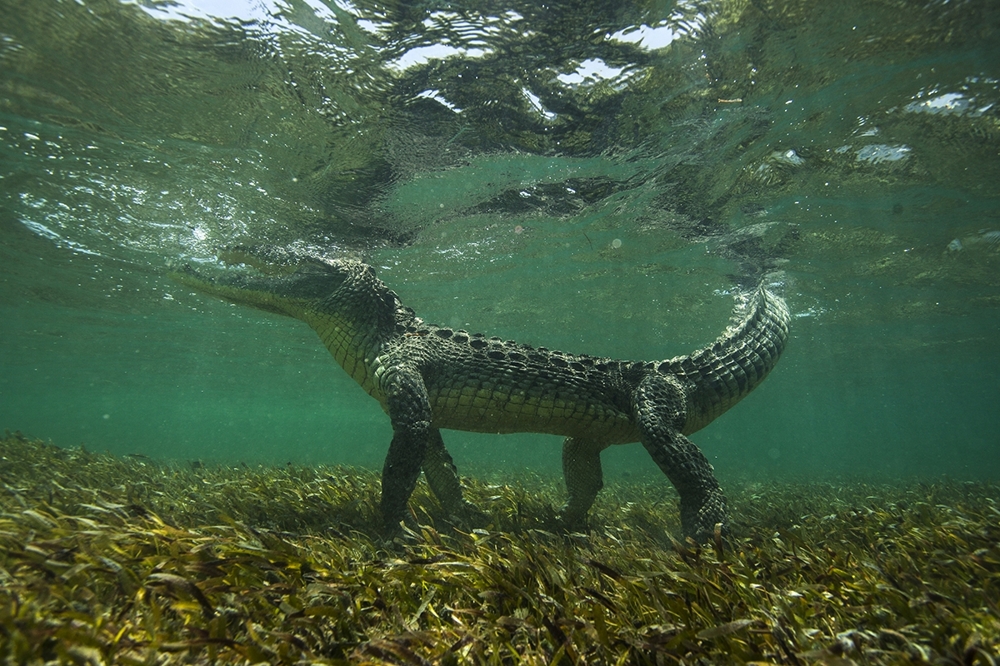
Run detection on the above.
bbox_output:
[1,0,998,483]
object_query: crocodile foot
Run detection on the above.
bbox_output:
[555,503,590,532]
[445,500,491,529]
[680,488,729,543]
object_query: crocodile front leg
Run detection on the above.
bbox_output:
[379,366,432,533]
[634,375,729,542]
[557,436,605,527]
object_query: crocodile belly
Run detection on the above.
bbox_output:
[427,382,638,442]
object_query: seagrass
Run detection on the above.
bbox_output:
[1,432,997,665]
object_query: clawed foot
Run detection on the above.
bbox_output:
[445,500,490,528]
[680,488,729,543]
[381,499,490,541]
[554,503,589,532]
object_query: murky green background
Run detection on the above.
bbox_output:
[1,0,998,483]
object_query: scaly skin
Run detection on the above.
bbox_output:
[173,249,789,541]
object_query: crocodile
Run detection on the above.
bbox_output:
[173,249,789,541]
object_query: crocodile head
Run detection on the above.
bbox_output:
[170,247,397,326]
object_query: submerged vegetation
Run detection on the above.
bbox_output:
[0,432,997,665]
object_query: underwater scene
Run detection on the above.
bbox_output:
[1,0,999,663]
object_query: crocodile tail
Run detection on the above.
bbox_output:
[665,284,790,434]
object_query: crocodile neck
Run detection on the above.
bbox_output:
[301,263,412,400]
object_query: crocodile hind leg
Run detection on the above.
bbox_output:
[643,429,728,542]
[557,436,605,527]
[633,375,729,542]
[422,429,488,526]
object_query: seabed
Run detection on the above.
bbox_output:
[0,432,997,665]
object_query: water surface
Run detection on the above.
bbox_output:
[1,0,998,482]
